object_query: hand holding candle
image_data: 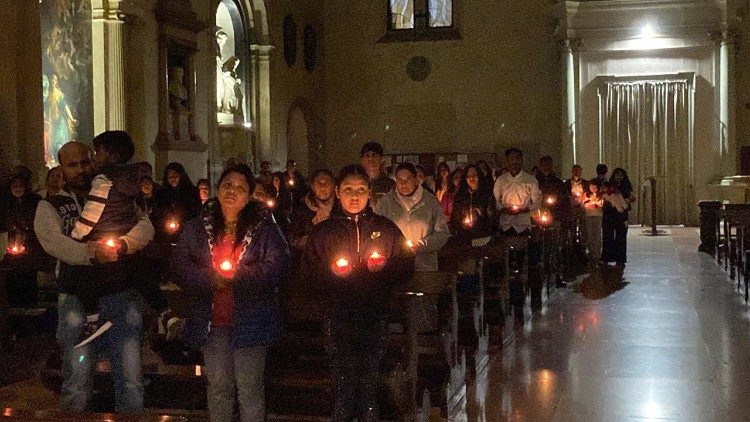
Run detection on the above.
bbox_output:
[331,257,352,277]
[6,243,25,256]
[367,250,386,272]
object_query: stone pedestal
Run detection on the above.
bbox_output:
[698,200,722,254]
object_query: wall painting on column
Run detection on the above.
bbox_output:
[40,0,94,168]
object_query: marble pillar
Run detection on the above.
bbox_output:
[91,0,127,133]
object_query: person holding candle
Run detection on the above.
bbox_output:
[154,162,201,244]
[308,164,415,421]
[449,164,496,239]
[35,141,154,413]
[171,164,290,422]
[375,162,449,272]
[283,158,308,206]
[602,168,635,269]
[68,131,164,347]
[493,148,544,318]
[583,179,605,266]
[564,164,590,245]
[1,171,49,307]
[536,155,572,287]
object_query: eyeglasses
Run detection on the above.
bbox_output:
[219,182,248,195]
[340,187,369,197]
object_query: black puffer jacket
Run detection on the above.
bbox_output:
[307,205,415,319]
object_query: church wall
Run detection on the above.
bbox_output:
[320,0,562,171]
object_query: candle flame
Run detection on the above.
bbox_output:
[220,260,233,272]
[335,258,350,268]
[511,205,519,211]
[370,251,382,259]
[546,196,556,205]
[266,200,275,208]
[288,179,295,186]
[167,221,178,230]
[541,215,549,222]
[106,239,116,248]
[406,240,414,249]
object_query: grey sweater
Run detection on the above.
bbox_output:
[374,187,449,271]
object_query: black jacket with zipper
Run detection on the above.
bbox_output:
[307,204,415,320]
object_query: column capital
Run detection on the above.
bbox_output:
[560,38,582,52]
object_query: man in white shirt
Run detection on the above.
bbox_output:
[493,148,544,320]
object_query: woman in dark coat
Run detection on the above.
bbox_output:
[448,164,497,241]
[170,164,290,421]
[601,167,635,267]
[308,164,415,422]
[1,173,50,306]
[154,162,201,244]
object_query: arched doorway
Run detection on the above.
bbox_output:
[287,106,309,176]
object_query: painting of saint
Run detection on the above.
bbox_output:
[40,0,93,167]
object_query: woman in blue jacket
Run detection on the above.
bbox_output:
[170,164,290,422]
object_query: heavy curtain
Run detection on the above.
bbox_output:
[598,78,695,225]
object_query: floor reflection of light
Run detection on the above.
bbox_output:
[643,400,661,419]
[538,369,555,406]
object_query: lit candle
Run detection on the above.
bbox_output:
[545,195,556,206]
[335,257,350,269]
[166,220,179,231]
[105,238,117,248]
[463,216,474,228]
[6,244,25,255]
[574,191,581,197]
[511,205,520,212]
[219,260,233,272]
[266,199,276,208]
[368,251,385,267]
[288,179,295,187]
[406,240,415,249]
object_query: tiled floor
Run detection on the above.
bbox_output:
[479,227,750,421]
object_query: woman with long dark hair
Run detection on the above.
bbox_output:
[449,164,496,239]
[601,167,634,268]
[154,162,201,243]
[171,164,290,421]
[434,161,451,202]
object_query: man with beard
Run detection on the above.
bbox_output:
[34,141,153,413]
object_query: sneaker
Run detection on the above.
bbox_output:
[75,315,113,349]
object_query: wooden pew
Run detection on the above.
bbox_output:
[722,204,750,302]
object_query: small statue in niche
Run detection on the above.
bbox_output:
[168,65,189,111]
[219,56,243,117]
[215,31,228,110]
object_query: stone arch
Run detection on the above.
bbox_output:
[287,97,323,177]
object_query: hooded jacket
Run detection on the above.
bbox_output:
[307,205,415,320]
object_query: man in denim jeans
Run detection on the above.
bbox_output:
[34,142,153,412]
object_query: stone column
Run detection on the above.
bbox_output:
[91,0,127,133]
[718,31,737,174]
[561,39,579,173]
[250,44,273,164]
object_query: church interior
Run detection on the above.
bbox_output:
[2,0,750,420]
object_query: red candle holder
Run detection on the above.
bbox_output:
[368,251,386,267]
[332,257,352,277]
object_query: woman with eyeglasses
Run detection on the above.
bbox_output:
[307,164,415,422]
[170,164,290,422]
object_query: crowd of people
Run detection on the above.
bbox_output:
[0,134,635,421]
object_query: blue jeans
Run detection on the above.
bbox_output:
[202,327,268,422]
[56,290,143,413]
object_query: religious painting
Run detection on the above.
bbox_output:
[215,0,248,125]
[40,0,94,168]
